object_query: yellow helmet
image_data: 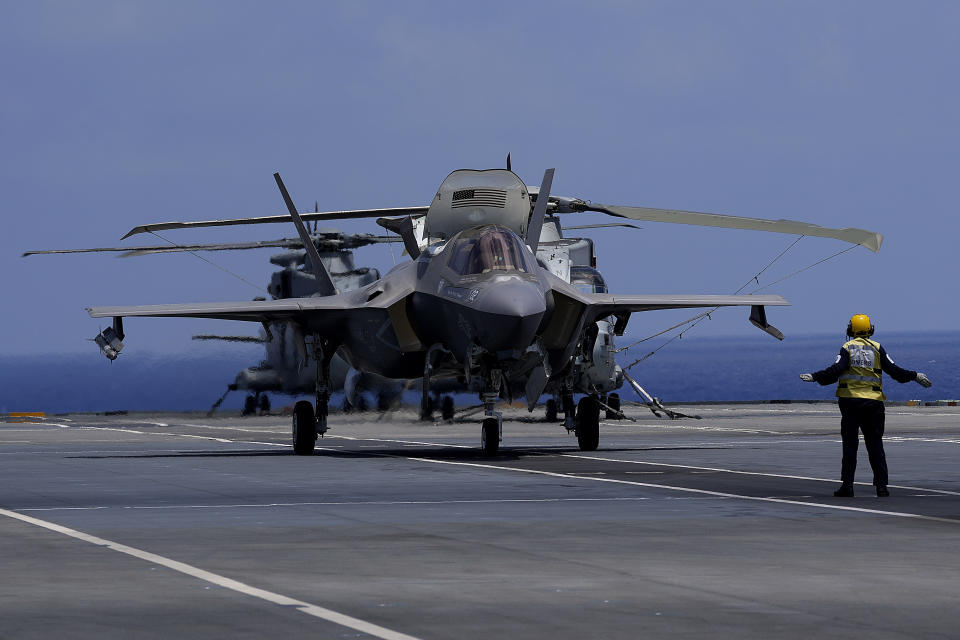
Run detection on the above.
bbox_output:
[847,314,874,337]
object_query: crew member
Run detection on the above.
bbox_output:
[799,314,932,497]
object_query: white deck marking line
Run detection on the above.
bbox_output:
[887,436,960,445]
[0,506,421,640]
[0,429,77,433]
[324,434,960,497]
[621,424,788,434]
[557,452,960,496]
[15,496,683,512]
[181,423,286,434]
[0,422,74,429]
[54,423,323,452]
[329,435,473,449]
[402,457,960,525]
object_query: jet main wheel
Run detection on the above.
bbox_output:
[441,395,455,421]
[605,392,621,420]
[292,400,317,456]
[576,395,600,451]
[481,418,500,456]
[545,398,558,422]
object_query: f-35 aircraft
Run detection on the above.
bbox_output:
[88,166,881,455]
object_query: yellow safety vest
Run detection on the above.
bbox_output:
[836,337,885,401]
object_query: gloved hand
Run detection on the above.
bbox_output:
[916,372,932,387]
[799,373,814,382]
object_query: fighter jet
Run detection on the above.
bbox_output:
[87,167,880,455]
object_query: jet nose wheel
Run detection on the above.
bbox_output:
[481,417,500,456]
[292,400,317,455]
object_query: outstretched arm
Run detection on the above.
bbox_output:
[880,345,932,386]
[878,345,916,383]
[810,349,849,385]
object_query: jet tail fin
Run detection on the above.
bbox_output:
[274,173,337,296]
[525,168,555,253]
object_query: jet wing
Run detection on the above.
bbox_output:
[87,296,350,324]
[539,270,790,349]
[574,291,790,341]
[87,261,420,357]
[577,292,789,317]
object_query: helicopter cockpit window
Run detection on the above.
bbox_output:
[570,266,608,294]
[447,226,530,276]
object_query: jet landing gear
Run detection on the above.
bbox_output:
[575,394,600,451]
[480,368,503,456]
[292,400,316,455]
[292,338,335,456]
[481,417,500,456]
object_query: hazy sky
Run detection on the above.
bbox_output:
[3,1,958,358]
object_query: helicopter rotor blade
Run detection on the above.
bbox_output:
[122,206,429,240]
[563,201,882,252]
[24,235,402,259]
[561,223,642,231]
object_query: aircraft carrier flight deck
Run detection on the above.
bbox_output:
[3,404,960,639]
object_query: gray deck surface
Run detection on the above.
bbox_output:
[2,404,959,639]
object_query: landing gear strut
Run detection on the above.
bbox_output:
[421,344,451,421]
[480,368,502,456]
[291,337,336,456]
[561,387,576,431]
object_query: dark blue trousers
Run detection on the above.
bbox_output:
[838,397,888,487]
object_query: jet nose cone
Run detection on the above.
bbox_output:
[472,280,547,353]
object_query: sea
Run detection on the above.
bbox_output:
[2,331,956,415]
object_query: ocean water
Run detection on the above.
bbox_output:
[1,332,956,414]
[623,331,957,404]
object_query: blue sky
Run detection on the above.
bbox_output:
[3,1,958,357]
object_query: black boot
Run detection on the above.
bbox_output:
[876,486,890,497]
[834,483,854,497]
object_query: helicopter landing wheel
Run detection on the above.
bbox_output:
[545,398,558,422]
[441,395,455,421]
[605,393,621,420]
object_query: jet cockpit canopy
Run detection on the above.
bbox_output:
[447,226,532,276]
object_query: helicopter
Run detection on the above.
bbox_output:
[25,228,412,415]
[82,164,883,455]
